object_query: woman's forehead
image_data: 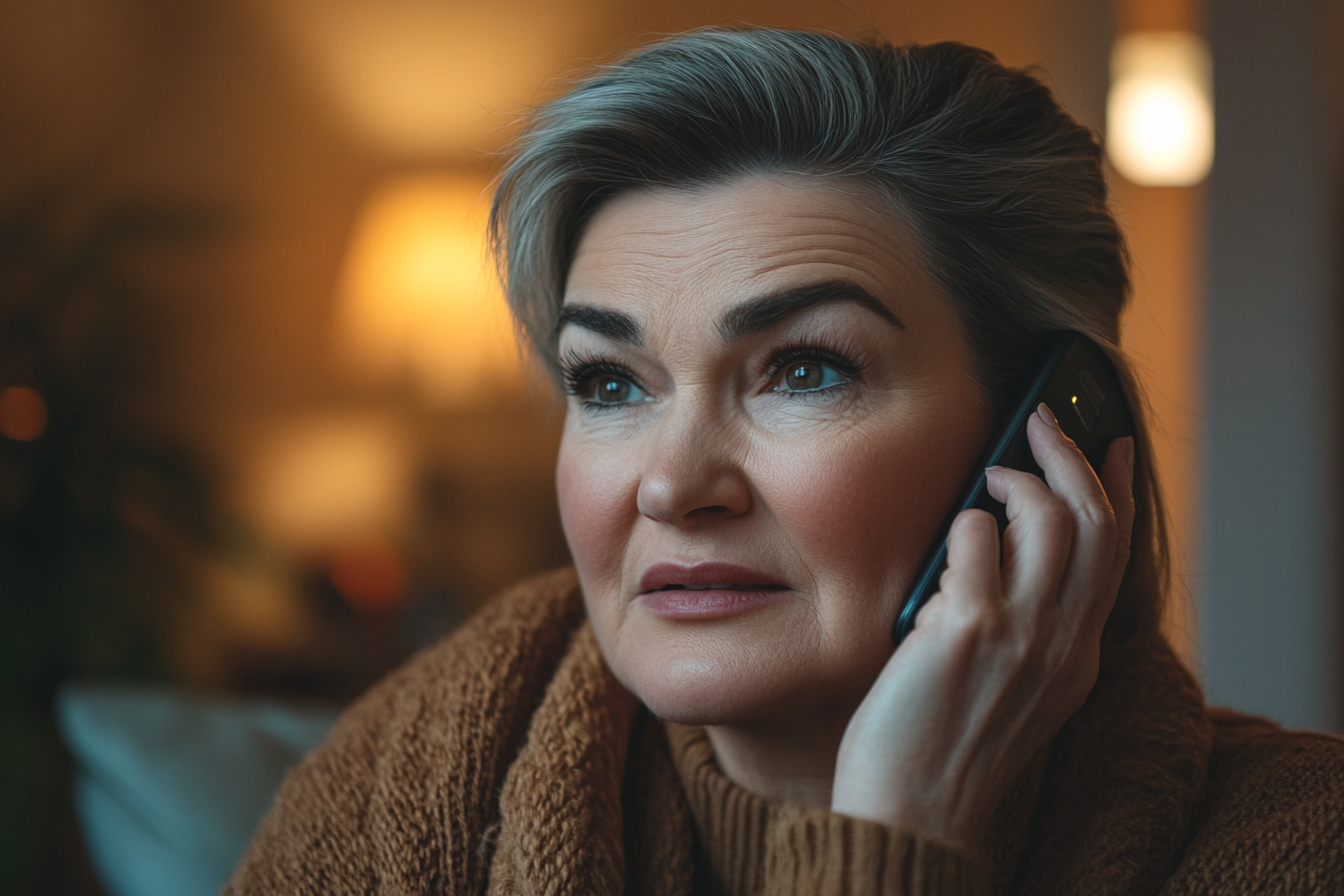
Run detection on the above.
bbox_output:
[570,174,909,262]
[561,174,939,335]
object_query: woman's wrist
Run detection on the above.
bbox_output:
[830,732,1000,851]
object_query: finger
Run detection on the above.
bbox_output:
[932,508,1003,615]
[1026,405,1127,635]
[1026,404,1118,576]
[1025,404,1112,525]
[983,463,1073,607]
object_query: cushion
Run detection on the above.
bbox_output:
[56,681,339,896]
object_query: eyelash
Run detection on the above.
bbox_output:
[557,341,865,408]
[559,350,647,411]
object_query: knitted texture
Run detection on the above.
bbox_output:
[1159,709,1344,895]
[1011,633,1211,895]
[767,809,988,896]
[619,711,698,896]
[667,724,773,895]
[225,568,1344,896]
[664,724,1068,895]
[486,624,640,894]
[224,568,589,894]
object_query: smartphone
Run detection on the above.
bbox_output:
[891,331,1135,646]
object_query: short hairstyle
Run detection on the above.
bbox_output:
[491,28,1168,645]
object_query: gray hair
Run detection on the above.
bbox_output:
[490,29,1167,645]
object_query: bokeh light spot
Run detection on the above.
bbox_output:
[1106,31,1213,186]
[328,534,407,612]
[0,387,48,441]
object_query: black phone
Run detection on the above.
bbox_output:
[891,331,1135,646]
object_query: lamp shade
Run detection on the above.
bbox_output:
[331,174,523,406]
[1106,32,1214,186]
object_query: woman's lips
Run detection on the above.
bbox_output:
[638,561,788,620]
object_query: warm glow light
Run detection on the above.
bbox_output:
[0,386,47,441]
[332,174,525,406]
[239,415,409,553]
[252,0,605,156]
[1107,32,1213,186]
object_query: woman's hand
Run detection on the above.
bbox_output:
[830,404,1135,849]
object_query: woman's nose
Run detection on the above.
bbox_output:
[635,403,751,526]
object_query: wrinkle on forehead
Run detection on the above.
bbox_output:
[561,173,944,355]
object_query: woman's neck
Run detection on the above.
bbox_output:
[701,700,857,807]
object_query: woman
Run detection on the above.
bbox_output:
[228,31,1343,895]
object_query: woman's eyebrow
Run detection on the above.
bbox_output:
[555,304,643,346]
[717,280,905,342]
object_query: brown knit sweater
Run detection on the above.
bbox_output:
[225,568,1344,895]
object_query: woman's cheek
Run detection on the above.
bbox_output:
[760,427,968,601]
[556,439,638,595]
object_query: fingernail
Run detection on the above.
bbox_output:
[1037,402,1060,431]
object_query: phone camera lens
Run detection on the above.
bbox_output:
[1071,370,1107,430]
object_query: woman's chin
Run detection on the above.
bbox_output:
[638,687,775,728]
[635,677,755,727]
[591,596,892,728]
[615,644,839,728]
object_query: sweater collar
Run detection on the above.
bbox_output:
[665,634,1210,896]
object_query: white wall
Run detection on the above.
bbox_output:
[1201,0,1341,732]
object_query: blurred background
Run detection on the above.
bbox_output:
[0,0,1339,892]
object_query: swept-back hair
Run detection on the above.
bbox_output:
[490,29,1167,645]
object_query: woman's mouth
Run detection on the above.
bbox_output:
[638,561,789,619]
[655,583,781,590]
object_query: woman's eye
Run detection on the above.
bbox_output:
[585,374,650,405]
[776,360,850,393]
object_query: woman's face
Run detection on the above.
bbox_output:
[556,174,992,726]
